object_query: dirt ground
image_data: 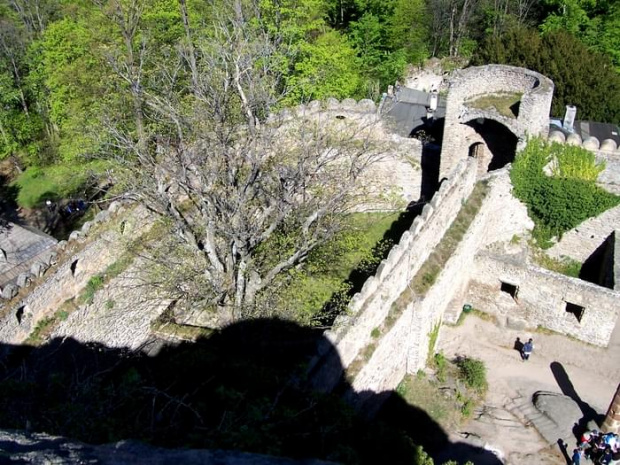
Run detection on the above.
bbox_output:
[436,314,620,464]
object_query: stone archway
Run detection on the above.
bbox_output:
[465,118,519,172]
[438,65,554,180]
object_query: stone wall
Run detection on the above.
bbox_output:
[342,168,533,408]
[0,202,151,345]
[547,205,620,263]
[468,252,620,346]
[440,65,554,180]
[308,158,478,393]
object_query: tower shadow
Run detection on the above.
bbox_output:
[0,319,502,464]
[550,361,604,437]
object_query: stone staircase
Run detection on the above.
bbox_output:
[505,395,571,445]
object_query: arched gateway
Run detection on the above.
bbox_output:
[439,65,554,179]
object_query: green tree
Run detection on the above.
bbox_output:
[389,0,429,65]
[472,26,620,122]
[286,30,363,101]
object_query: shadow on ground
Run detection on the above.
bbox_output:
[0,318,502,464]
[551,361,605,438]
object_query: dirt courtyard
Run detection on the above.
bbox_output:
[436,313,620,464]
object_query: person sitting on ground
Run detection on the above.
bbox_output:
[521,338,534,361]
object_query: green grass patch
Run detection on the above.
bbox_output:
[467,92,522,118]
[532,252,582,278]
[426,322,441,364]
[453,307,495,326]
[412,181,490,295]
[12,160,111,208]
[265,211,413,326]
[26,298,79,345]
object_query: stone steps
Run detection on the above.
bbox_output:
[506,396,565,445]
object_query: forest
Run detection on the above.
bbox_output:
[0,0,619,177]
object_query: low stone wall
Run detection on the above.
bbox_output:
[308,158,478,392]
[0,202,151,344]
[468,252,620,347]
[547,205,620,263]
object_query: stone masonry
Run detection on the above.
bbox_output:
[440,65,554,180]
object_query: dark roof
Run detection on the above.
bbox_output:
[0,223,57,287]
[550,120,620,145]
[382,88,446,137]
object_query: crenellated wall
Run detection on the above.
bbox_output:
[0,202,152,344]
[308,158,478,393]
[342,168,533,410]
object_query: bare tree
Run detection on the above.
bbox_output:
[105,0,383,321]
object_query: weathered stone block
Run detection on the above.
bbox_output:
[81,221,93,234]
[30,261,49,277]
[56,240,68,251]
[94,210,111,223]
[108,201,122,213]
[16,273,33,288]
[1,284,17,299]
[357,99,376,112]
[69,230,81,242]
[341,98,357,109]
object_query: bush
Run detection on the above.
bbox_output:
[511,137,620,245]
[433,352,447,382]
[456,357,487,393]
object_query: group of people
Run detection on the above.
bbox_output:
[46,199,87,218]
[573,430,620,464]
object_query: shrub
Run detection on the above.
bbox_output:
[456,357,487,393]
[433,352,447,382]
[511,137,620,246]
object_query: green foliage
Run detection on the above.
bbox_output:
[550,143,605,181]
[81,275,104,305]
[427,321,441,363]
[533,252,582,278]
[285,30,363,102]
[12,160,110,208]
[261,212,401,325]
[433,352,447,382]
[472,27,620,123]
[510,137,620,245]
[456,357,487,393]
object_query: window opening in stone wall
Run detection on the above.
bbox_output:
[465,119,518,171]
[565,302,585,322]
[70,259,79,277]
[500,281,519,300]
[468,142,484,159]
[16,306,25,324]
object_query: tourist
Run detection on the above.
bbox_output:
[598,446,613,464]
[521,338,534,361]
[572,447,582,465]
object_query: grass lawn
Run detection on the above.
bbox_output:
[271,210,414,325]
[12,160,111,208]
[467,92,522,119]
